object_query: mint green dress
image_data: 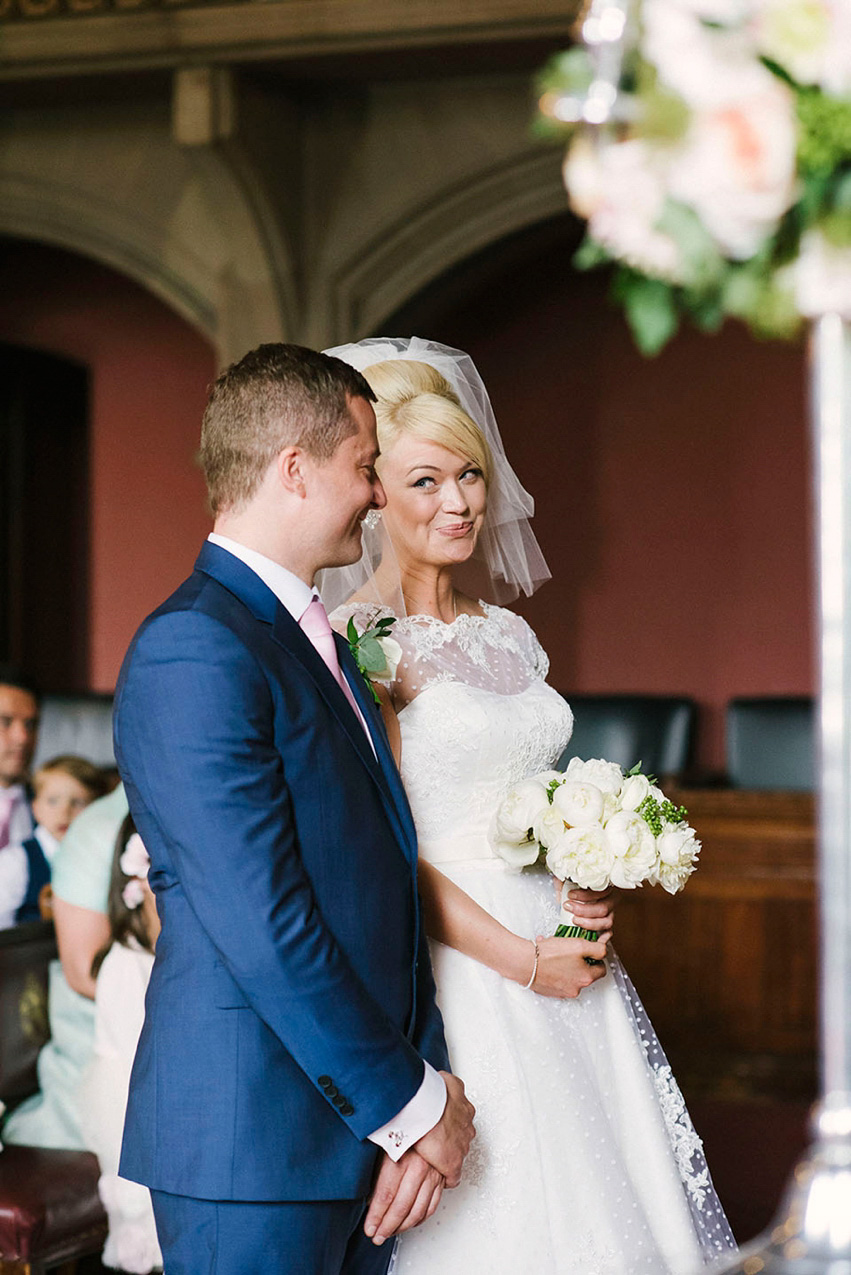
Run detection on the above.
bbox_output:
[2,784,129,1150]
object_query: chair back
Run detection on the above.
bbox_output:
[558,694,696,777]
[32,692,115,768]
[0,920,57,1114]
[726,696,815,791]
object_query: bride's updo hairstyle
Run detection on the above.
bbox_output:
[364,359,492,491]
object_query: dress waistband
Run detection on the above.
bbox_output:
[417,832,506,867]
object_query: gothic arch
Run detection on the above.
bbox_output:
[0,107,292,364]
[322,148,568,345]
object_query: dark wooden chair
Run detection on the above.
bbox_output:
[0,921,107,1275]
[557,693,697,778]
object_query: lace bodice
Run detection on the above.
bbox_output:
[331,602,573,856]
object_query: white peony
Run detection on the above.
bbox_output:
[564,756,625,795]
[534,769,565,787]
[493,779,551,844]
[653,822,702,893]
[371,636,403,684]
[547,824,615,892]
[552,780,605,827]
[752,0,851,95]
[666,81,798,260]
[564,137,684,281]
[618,772,651,812]
[643,0,771,109]
[533,805,569,850]
[605,811,658,888]
[792,231,851,319]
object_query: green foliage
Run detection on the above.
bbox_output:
[346,614,398,705]
[612,269,680,356]
[797,90,851,173]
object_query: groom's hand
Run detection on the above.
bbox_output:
[364,1150,444,1245]
[412,1072,475,1187]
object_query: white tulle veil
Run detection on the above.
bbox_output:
[318,336,551,616]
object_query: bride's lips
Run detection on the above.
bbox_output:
[436,521,474,538]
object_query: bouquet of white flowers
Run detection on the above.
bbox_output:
[488,757,701,943]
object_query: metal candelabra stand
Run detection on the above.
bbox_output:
[559,1,851,1268]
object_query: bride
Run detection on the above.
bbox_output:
[322,337,737,1274]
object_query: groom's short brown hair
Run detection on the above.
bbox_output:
[200,343,376,515]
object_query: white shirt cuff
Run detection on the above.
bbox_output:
[367,1062,447,1162]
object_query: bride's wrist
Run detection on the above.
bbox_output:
[502,936,538,987]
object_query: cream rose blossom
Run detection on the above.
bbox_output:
[618,772,651,812]
[565,756,624,795]
[605,811,659,888]
[546,825,615,892]
[551,780,605,827]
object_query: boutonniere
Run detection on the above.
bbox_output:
[346,614,403,705]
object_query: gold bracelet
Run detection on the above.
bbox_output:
[523,940,540,990]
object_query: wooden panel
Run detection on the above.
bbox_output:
[612,789,818,1100]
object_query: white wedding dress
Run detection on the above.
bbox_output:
[333,601,737,1275]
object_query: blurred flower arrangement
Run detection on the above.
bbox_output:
[538,0,851,353]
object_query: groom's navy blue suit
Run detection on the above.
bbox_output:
[113,542,449,1268]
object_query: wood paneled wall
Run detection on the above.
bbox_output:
[613,790,817,1102]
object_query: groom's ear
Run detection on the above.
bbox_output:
[276,446,308,497]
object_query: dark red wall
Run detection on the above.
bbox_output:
[389,218,814,769]
[0,238,216,690]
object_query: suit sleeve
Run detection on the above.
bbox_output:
[114,608,426,1141]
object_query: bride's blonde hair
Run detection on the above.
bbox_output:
[363,359,493,489]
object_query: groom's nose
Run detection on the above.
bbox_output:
[371,476,387,510]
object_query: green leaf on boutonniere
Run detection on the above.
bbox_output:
[346,612,400,705]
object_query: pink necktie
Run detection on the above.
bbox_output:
[299,596,373,747]
[0,788,17,851]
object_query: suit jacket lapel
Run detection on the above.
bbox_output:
[195,542,416,862]
[337,637,418,863]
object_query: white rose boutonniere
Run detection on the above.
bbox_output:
[346,615,402,704]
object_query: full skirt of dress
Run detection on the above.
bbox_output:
[392,860,735,1275]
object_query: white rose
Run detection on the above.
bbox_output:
[546,824,614,892]
[793,231,851,321]
[752,0,851,95]
[534,769,565,787]
[666,81,798,260]
[650,821,701,893]
[492,779,551,844]
[533,806,568,850]
[605,811,658,888]
[371,636,403,684]
[552,780,605,828]
[618,773,651,812]
[643,0,770,109]
[564,137,684,281]
[564,756,624,795]
[490,833,542,870]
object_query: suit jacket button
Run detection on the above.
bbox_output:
[318,1075,332,1090]
[341,1102,354,1116]
[332,1094,346,1108]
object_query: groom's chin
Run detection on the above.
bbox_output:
[327,529,364,570]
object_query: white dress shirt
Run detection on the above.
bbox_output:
[0,824,57,930]
[207,534,447,1158]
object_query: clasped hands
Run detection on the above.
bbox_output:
[364,1072,475,1246]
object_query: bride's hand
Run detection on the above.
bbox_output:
[556,882,617,937]
[528,934,609,998]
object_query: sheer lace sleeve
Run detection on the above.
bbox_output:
[331,600,551,712]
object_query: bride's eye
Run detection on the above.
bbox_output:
[412,476,437,489]
[461,466,483,483]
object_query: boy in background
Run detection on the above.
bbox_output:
[0,755,107,928]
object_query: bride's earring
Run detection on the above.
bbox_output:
[365,510,382,529]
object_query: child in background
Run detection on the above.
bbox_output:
[79,815,162,1274]
[0,754,107,928]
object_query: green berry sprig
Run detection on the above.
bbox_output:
[637,794,689,835]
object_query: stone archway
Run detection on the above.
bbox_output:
[0,100,292,364]
[320,148,568,345]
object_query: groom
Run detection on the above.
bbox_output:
[114,344,475,1274]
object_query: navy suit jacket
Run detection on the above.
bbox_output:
[114,542,449,1201]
